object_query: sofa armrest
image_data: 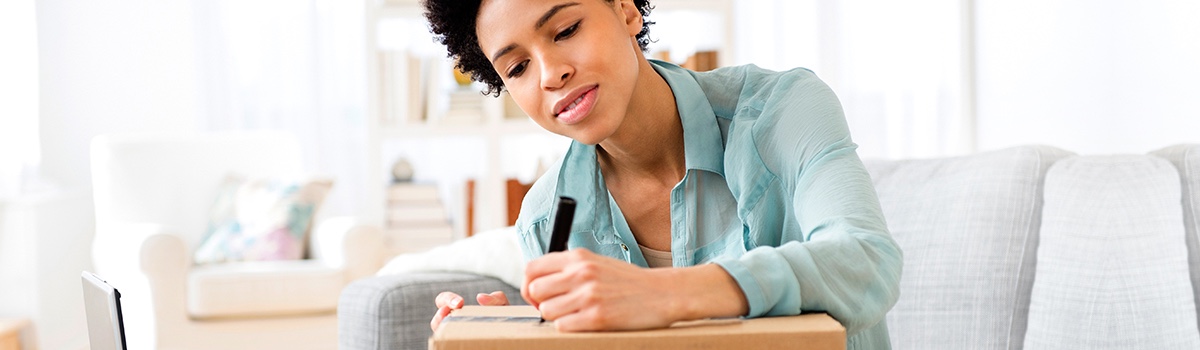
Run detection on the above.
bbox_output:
[92,222,190,350]
[311,216,384,282]
[338,272,523,350]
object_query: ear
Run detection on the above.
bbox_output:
[616,0,642,37]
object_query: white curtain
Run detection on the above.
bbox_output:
[733,0,973,159]
[0,0,42,199]
[194,0,368,217]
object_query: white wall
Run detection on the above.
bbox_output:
[38,0,202,190]
[976,0,1200,154]
[31,0,204,348]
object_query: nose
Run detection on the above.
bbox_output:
[538,52,573,91]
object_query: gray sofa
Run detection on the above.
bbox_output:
[339,144,1200,349]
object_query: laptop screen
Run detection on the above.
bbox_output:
[81,271,127,350]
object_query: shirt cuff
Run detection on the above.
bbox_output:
[712,255,769,318]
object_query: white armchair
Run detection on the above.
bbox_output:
[90,131,383,350]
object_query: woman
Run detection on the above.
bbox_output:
[423,0,902,347]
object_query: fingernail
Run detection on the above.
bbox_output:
[451,297,462,306]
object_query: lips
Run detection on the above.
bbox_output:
[553,85,598,125]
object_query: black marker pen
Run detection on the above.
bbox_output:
[547,196,576,255]
[540,196,576,324]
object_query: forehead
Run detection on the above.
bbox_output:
[477,0,587,29]
[476,0,589,53]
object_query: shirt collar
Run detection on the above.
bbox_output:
[649,60,726,176]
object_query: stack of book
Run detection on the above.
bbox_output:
[433,89,485,126]
[386,183,454,254]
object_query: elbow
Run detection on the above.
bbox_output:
[844,231,904,335]
[874,231,904,311]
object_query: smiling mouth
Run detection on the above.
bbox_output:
[554,86,598,125]
[557,95,585,116]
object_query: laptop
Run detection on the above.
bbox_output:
[81,271,128,350]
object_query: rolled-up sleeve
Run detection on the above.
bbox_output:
[711,67,903,337]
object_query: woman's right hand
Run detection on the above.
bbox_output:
[430,290,511,331]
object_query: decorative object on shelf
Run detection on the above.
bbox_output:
[391,157,415,183]
[452,66,473,87]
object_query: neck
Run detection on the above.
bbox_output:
[597,58,685,185]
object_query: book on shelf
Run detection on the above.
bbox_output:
[387,205,450,226]
[385,182,456,253]
[431,89,486,126]
[379,50,427,126]
[388,182,440,203]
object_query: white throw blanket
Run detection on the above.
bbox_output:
[376,226,526,287]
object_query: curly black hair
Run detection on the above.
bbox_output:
[424,0,654,96]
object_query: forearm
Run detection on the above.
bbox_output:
[665,263,749,321]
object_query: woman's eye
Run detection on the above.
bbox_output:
[507,61,528,78]
[554,21,580,41]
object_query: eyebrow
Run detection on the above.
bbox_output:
[490,2,581,63]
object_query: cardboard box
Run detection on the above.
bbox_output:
[429,306,845,350]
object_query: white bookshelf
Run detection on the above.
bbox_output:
[362,0,733,249]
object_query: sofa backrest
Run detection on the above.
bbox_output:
[864,145,1073,349]
[91,131,305,250]
[1023,155,1200,349]
[1151,144,1200,336]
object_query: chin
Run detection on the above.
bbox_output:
[562,122,615,146]
[567,131,607,146]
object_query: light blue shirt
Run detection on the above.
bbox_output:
[516,60,902,349]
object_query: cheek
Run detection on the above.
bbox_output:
[507,87,544,119]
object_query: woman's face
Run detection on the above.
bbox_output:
[476,0,644,145]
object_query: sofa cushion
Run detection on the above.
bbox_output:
[194,175,333,265]
[1024,155,1200,349]
[864,145,1072,349]
[1151,144,1200,330]
[188,260,343,319]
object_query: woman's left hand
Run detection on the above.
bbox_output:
[521,248,683,331]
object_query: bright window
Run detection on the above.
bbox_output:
[0,0,41,199]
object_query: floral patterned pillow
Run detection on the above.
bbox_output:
[194,175,333,265]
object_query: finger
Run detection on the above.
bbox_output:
[430,305,453,331]
[521,280,538,308]
[435,292,464,309]
[526,272,576,304]
[524,248,593,284]
[535,284,590,322]
[489,291,510,305]
[476,291,510,306]
[552,306,605,332]
[528,258,600,303]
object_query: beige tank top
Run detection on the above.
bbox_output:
[638,244,673,268]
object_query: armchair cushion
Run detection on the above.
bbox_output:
[188,260,343,319]
[338,272,523,350]
[194,176,333,264]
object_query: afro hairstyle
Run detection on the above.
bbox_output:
[423,0,654,96]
